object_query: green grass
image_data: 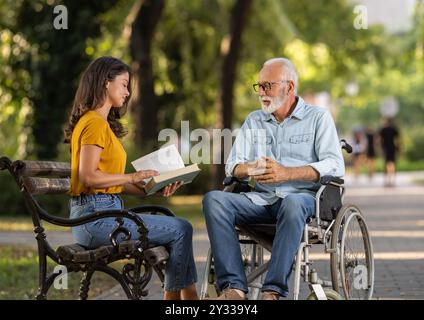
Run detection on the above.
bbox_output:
[413,179,424,186]
[0,195,206,232]
[0,216,68,232]
[0,196,205,299]
[123,195,205,228]
[345,157,424,174]
[0,245,125,300]
[396,159,424,171]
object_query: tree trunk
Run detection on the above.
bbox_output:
[16,0,118,159]
[130,0,165,150]
[212,0,252,189]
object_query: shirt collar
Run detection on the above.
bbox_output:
[290,96,306,120]
[262,96,306,122]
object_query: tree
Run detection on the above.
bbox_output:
[15,0,119,159]
[0,0,32,158]
[130,0,165,150]
[212,0,252,189]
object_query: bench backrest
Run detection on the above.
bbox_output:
[1,157,71,228]
[7,159,71,195]
[16,160,71,195]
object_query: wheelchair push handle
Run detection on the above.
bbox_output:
[340,139,352,154]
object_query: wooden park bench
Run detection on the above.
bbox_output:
[0,156,173,300]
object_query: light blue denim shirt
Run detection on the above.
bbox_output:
[225,96,345,205]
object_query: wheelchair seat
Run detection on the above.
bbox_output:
[228,173,344,252]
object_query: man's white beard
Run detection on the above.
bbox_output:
[259,94,286,114]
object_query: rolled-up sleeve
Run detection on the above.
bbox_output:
[225,120,254,177]
[308,111,345,178]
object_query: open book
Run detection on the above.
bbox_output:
[131,144,201,196]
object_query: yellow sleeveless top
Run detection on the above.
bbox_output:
[70,111,127,196]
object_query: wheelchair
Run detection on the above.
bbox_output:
[200,140,374,300]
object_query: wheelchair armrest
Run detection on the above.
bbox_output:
[223,176,250,186]
[320,175,344,186]
[223,176,242,186]
[222,176,252,193]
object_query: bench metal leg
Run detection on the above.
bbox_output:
[79,269,94,300]
[36,249,48,300]
[95,265,135,299]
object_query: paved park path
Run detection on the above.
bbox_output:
[2,171,424,300]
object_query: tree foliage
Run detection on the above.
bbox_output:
[1,0,423,203]
[4,0,120,159]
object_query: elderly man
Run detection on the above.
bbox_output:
[202,58,344,300]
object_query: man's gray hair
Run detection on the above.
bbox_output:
[263,58,298,94]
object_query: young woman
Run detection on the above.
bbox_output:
[64,56,198,300]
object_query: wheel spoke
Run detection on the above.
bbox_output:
[331,205,374,300]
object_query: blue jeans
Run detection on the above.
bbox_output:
[69,193,197,292]
[202,190,315,297]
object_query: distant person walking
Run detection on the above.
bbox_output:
[351,127,366,181]
[379,118,400,187]
[365,125,377,180]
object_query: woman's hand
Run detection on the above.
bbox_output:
[158,181,183,197]
[130,170,159,185]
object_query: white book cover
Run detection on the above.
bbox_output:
[131,144,185,183]
[131,144,201,195]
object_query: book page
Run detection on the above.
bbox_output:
[131,144,185,179]
[144,164,201,195]
[153,163,200,183]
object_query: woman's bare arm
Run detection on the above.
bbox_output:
[79,144,157,188]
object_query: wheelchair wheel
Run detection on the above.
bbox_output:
[200,248,219,299]
[200,242,266,300]
[330,204,374,300]
[306,288,343,300]
[240,237,265,300]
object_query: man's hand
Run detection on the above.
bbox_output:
[251,157,290,184]
[158,181,183,197]
[234,159,266,179]
[246,158,267,176]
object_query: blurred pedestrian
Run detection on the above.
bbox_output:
[379,118,400,187]
[365,125,377,180]
[351,126,366,181]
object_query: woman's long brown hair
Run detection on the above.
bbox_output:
[64,56,132,143]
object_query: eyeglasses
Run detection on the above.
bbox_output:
[252,80,289,92]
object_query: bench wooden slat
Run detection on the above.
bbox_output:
[23,177,70,195]
[18,160,71,177]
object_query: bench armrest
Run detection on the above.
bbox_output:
[37,207,149,248]
[127,205,176,217]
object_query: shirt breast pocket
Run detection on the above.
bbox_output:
[253,134,273,157]
[289,133,314,160]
